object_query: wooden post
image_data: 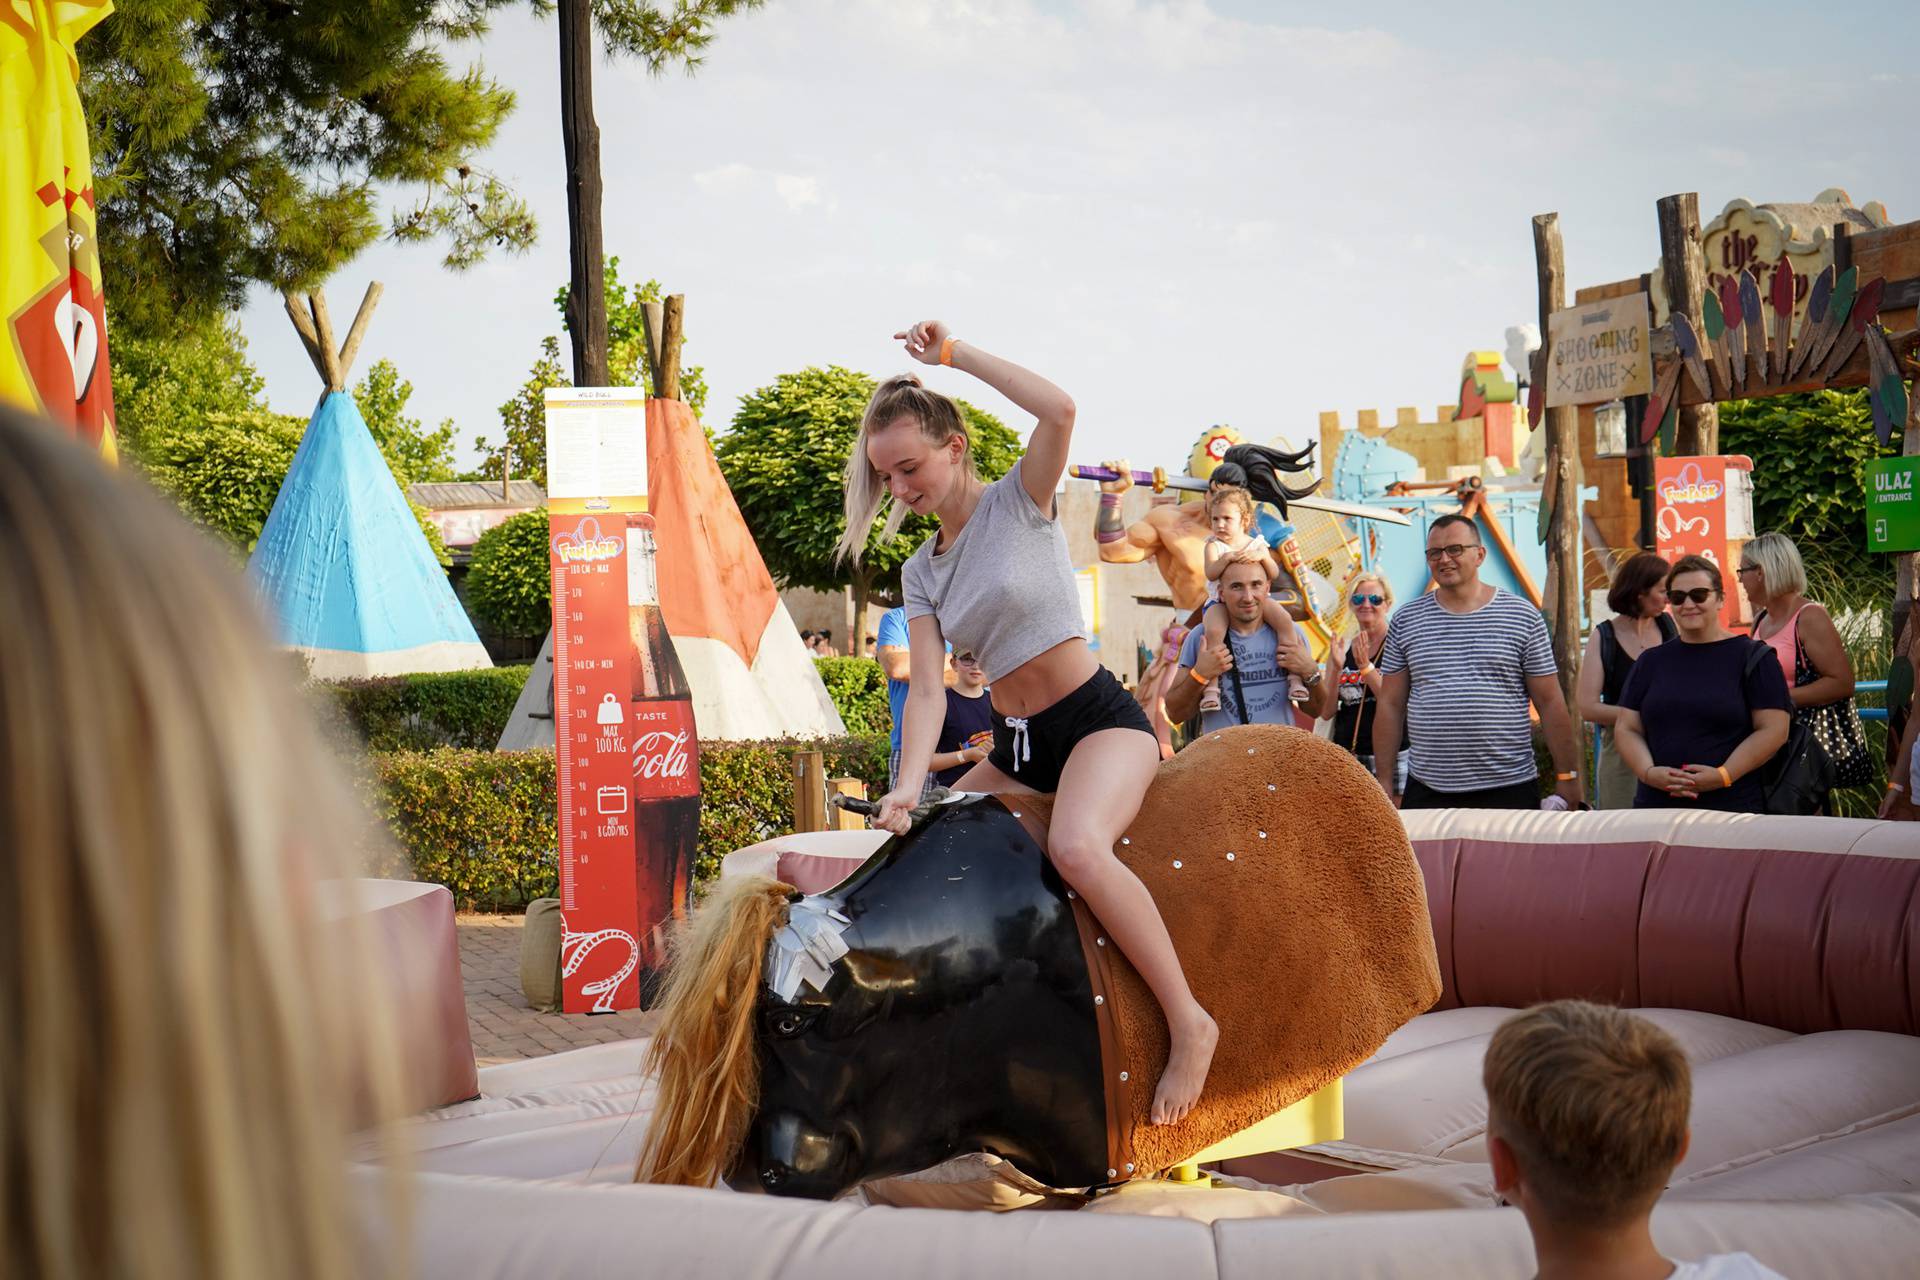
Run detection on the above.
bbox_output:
[1532,213,1585,724]
[557,0,609,388]
[660,294,685,402]
[1897,357,1920,671]
[1657,194,1718,456]
[828,778,867,831]
[308,292,343,391]
[334,281,384,382]
[792,750,827,834]
[640,300,666,396]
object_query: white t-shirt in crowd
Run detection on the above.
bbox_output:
[1668,1252,1790,1279]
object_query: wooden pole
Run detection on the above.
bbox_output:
[640,300,666,396]
[828,778,867,831]
[1657,194,1718,456]
[334,281,385,383]
[557,0,609,388]
[660,294,685,402]
[282,293,327,381]
[308,292,343,392]
[792,750,827,834]
[1532,215,1585,726]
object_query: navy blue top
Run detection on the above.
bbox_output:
[932,687,996,787]
[1617,636,1792,812]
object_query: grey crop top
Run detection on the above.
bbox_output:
[900,459,1087,678]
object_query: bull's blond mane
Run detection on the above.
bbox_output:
[634,874,793,1187]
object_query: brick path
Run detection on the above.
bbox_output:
[459,914,657,1066]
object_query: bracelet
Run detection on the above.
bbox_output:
[1555,771,1577,782]
[1099,492,1122,507]
[1890,783,1907,794]
[1716,765,1733,789]
[939,336,959,366]
[1189,668,1209,686]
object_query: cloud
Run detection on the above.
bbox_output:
[693,163,831,211]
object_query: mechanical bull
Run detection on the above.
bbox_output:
[636,724,1441,1199]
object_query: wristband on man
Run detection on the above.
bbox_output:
[1095,490,1127,544]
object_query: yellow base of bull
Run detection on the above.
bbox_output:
[1164,1077,1343,1185]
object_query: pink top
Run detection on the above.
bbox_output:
[1756,602,1809,686]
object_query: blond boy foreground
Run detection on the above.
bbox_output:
[1483,1001,1788,1280]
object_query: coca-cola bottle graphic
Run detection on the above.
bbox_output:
[626,514,701,1007]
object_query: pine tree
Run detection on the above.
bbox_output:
[83,0,536,341]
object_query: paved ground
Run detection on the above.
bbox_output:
[459,914,657,1066]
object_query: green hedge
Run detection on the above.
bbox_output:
[321,666,535,751]
[322,659,892,753]
[813,655,891,735]
[369,734,889,910]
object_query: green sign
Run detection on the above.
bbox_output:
[1867,457,1920,552]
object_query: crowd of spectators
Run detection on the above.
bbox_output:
[841,522,1901,821]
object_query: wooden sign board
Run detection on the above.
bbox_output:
[1546,293,1653,407]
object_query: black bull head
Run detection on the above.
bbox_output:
[729,796,1110,1198]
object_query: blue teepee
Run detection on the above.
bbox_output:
[248,286,490,679]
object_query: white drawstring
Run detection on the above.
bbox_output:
[1004,715,1031,772]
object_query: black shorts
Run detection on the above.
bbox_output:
[987,666,1155,794]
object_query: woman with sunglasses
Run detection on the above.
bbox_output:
[1612,556,1792,811]
[1576,552,1678,809]
[1327,572,1406,791]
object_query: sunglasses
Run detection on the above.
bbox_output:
[953,653,980,665]
[1351,593,1385,606]
[1667,587,1719,605]
[1424,543,1482,562]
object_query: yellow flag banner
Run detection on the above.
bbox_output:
[1,0,116,458]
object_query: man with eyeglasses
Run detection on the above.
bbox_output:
[1371,514,1583,810]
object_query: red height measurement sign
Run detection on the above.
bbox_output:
[550,514,641,1012]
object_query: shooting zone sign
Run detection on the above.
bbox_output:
[1866,456,1920,553]
[1546,294,1653,408]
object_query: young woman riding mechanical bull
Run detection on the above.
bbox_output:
[840,320,1217,1127]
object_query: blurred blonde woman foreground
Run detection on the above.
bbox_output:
[0,406,412,1280]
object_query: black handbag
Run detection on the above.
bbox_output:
[1746,643,1834,815]
[1791,637,1874,789]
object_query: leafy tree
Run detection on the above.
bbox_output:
[354,358,459,486]
[471,257,708,486]
[466,507,554,638]
[136,408,308,552]
[470,336,568,489]
[108,315,267,459]
[83,0,535,341]
[1719,388,1899,589]
[715,366,1021,650]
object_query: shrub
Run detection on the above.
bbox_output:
[813,655,891,736]
[467,507,553,639]
[321,666,534,751]
[369,733,890,910]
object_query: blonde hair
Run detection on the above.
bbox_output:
[1743,531,1807,598]
[635,874,794,1188]
[1482,1001,1690,1228]
[1349,571,1394,607]
[835,373,974,565]
[1206,484,1254,527]
[0,408,411,1279]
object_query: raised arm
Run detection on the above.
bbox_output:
[896,320,1075,510]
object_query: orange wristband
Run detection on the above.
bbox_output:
[939,336,958,366]
[1190,668,1209,686]
[1716,766,1732,789]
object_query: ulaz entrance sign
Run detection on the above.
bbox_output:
[1868,457,1920,553]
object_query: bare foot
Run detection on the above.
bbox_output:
[1151,1008,1219,1125]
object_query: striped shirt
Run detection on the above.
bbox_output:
[1377,588,1556,792]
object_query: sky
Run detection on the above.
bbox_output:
[238,0,1920,474]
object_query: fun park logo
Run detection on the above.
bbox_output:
[552,517,624,564]
[1657,462,1722,506]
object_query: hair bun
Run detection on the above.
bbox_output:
[885,371,924,389]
